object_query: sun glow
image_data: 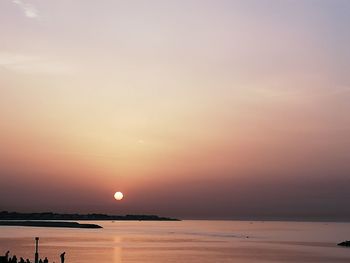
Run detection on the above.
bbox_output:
[114,191,124,201]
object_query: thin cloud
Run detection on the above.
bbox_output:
[0,52,74,75]
[12,0,38,19]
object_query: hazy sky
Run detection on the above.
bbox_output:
[0,0,349,219]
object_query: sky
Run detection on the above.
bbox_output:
[0,0,349,220]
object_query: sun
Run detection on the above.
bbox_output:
[114,191,124,201]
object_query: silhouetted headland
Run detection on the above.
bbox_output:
[338,240,350,247]
[0,211,180,221]
[0,221,102,229]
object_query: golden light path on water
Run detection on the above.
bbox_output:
[1,221,350,263]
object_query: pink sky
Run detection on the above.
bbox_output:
[0,0,349,219]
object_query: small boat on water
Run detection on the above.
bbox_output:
[338,240,350,247]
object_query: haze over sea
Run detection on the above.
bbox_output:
[1,1,350,262]
[1,220,350,263]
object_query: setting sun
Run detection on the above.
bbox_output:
[114,191,124,201]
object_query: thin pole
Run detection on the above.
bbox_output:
[35,237,39,263]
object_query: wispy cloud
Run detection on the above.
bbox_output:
[250,86,350,101]
[12,0,38,19]
[0,52,74,75]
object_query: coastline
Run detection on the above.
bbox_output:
[0,221,102,229]
[0,211,180,221]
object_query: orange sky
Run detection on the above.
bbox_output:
[0,0,349,219]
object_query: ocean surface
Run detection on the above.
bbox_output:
[1,220,350,262]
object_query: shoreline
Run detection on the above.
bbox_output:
[0,211,180,221]
[0,221,102,229]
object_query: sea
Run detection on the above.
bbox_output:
[1,220,350,262]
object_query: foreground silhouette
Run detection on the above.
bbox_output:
[1,238,66,263]
[1,251,64,263]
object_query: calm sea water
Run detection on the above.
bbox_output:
[1,220,350,262]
